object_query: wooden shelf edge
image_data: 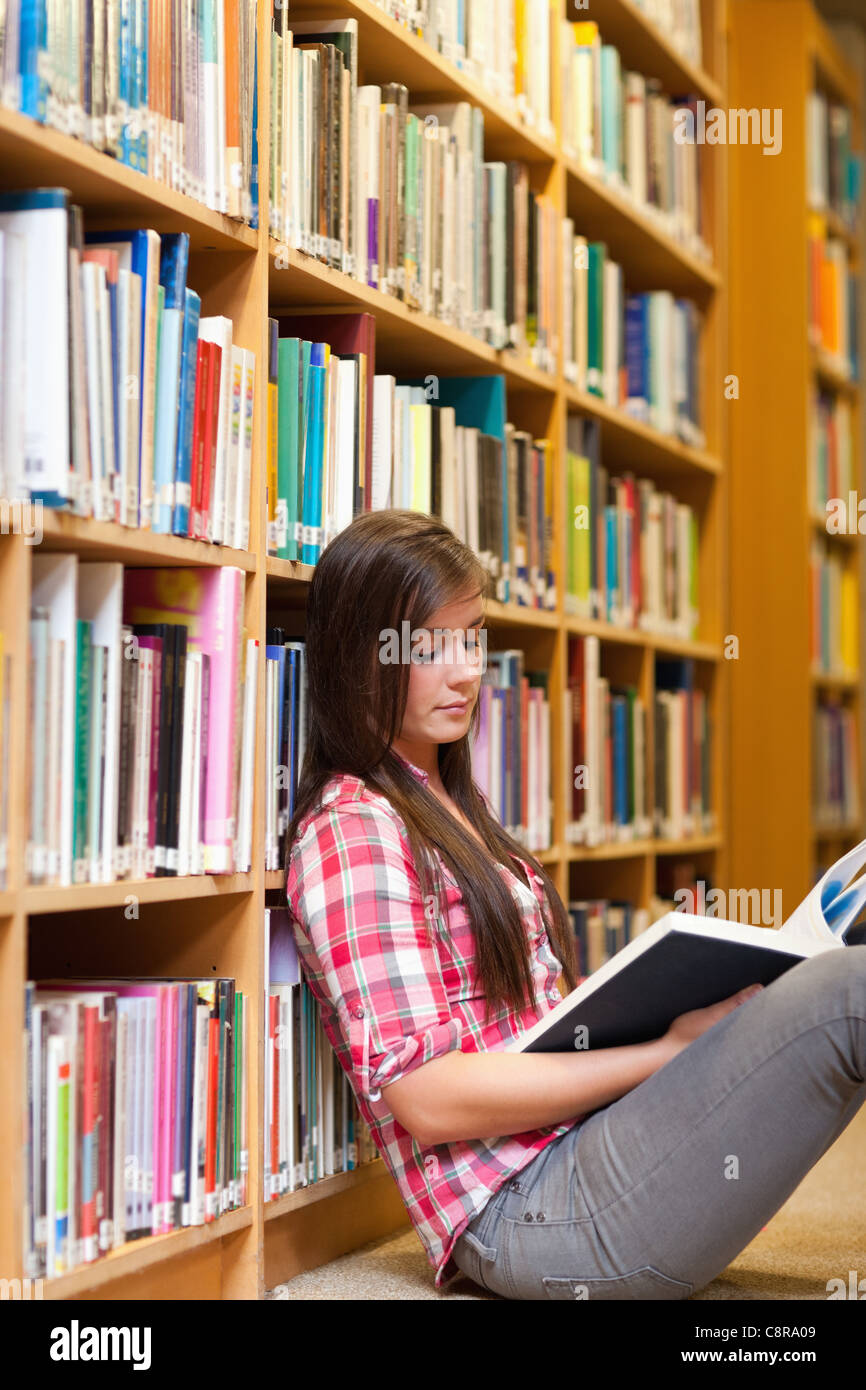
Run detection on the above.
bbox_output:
[562,154,720,293]
[25,874,256,915]
[564,383,721,474]
[42,1204,253,1299]
[264,1160,387,1220]
[37,511,257,570]
[566,832,721,861]
[0,106,259,251]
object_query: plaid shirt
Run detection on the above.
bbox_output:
[284,750,580,1288]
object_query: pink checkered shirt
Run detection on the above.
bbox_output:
[284,749,580,1288]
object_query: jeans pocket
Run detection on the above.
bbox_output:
[541,1266,694,1301]
[453,1227,499,1293]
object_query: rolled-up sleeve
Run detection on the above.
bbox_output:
[288,796,464,1103]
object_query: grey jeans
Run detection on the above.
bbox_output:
[451,945,866,1299]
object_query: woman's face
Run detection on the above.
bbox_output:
[395,589,486,750]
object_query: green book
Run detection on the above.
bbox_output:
[587,242,606,396]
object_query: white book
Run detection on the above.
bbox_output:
[78,563,123,884]
[131,644,154,879]
[0,194,71,501]
[32,555,78,886]
[372,375,395,511]
[334,358,357,540]
[0,228,27,499]
[117,268,142,526]
[235,637,257,874]
[176,652,198,877]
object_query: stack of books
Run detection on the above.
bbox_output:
[24,976,248,1280]
[562,230,704,444]
[565,635,651,847]
[269,27,560,368]
[0,194,257,544]
[807,89,863,232]
[471,651,551,851]
[812,699,860,830]
[366,0,555,130]
[0,0,259,219]
[28,560,257,886]
[569,899,652,981]
[807,211,860,380]
[265,909,376,1200]
[561,19,707,259]
[809,539,859,677]
[654,657,714,840]
[811,389,855,521]
[565,418,700,639]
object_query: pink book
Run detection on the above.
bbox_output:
[152,987,165,1235]
[135,636,163,877]
[471,685,492,801]
[123,568,245,873]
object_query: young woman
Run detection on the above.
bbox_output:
[284,508,866,1300]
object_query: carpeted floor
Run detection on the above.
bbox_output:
[268,1103,866,1299]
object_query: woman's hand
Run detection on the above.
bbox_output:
[661,984,764,1060]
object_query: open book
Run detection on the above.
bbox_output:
[510,838,866,1054]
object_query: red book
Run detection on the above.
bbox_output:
[198,342,222,541]
[188,339,210,538]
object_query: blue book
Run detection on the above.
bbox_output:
[250,29,259,227]
[284,648,299,820]
[153,235,189,532]
[301,345,327,564]
[600,46,621,179]
[172,288,202,535]
[136,0,150,173]
[624,295,648,417]
[19,0,48,120]
[118,0,133,165]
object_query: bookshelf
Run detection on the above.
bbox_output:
[728,0,864,920]
[0,0,729,1297]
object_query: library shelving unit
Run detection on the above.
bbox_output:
[728,0,864,918]
[0,0,729,1298]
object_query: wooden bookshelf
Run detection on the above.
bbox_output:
[0,0,730,1298]
[728,0,864,914]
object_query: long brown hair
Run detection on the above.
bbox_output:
[286,509,578,1020]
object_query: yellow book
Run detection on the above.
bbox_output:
[410,402,431,513]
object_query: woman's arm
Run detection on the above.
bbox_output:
[384,984,764,1147]
[382,1039,673,1147]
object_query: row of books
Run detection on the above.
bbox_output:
[807,214,859,380]
[470,652,551,851]
[565,635,650,847]
[28,560,256,887]
[561,233,705,445]
[565,639,713,846]
[264,321,556,608]
[564,417,699,640]
[807,90,863,232]
[654,660,714,841]
[809,539,859,678]
[0,195,257,544]
[367,0,555,129]
[265,909,376,1199]
[24,977,248,1281]
[569,899,652,980]
[810,390,856,521]
[264,634,309,875]
[813,700,860,832]
[0,0,259,220]
[561,21,706,258]
[268,34,560,367]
